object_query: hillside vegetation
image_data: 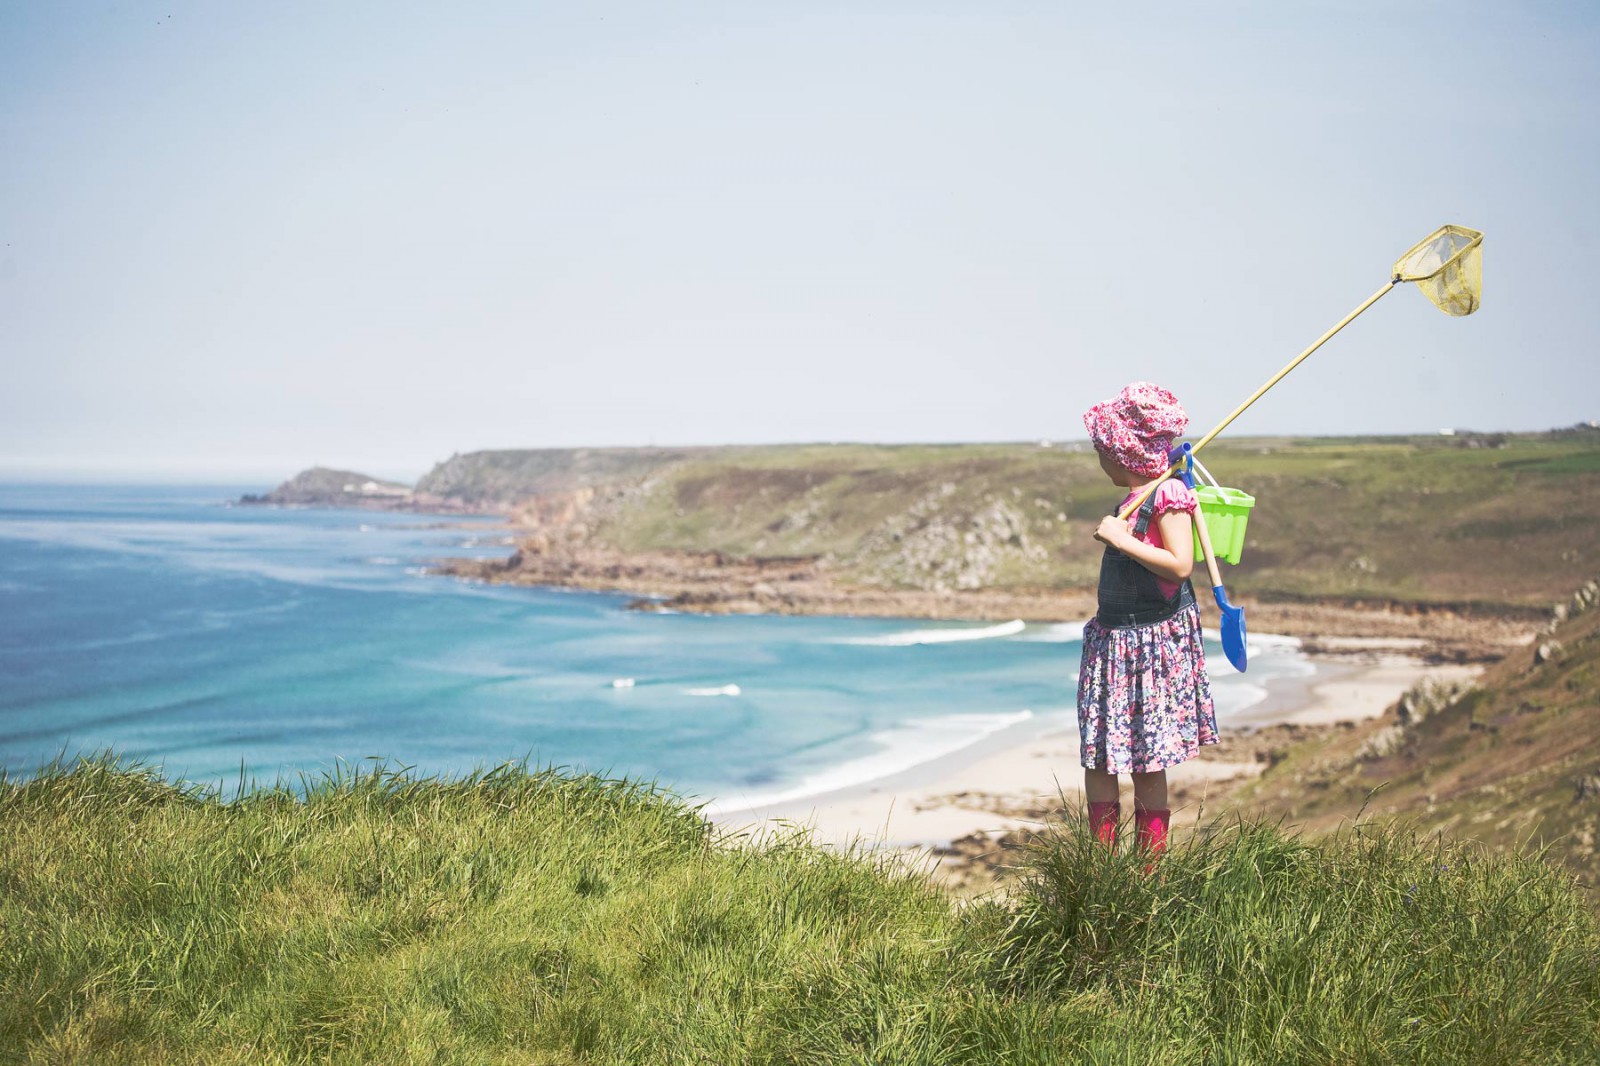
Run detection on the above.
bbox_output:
[1235,575,1600,899]
[3,759,1598,1063]
[509,430,1600,609]
[259,429,1600,611]
[414,447,719,509]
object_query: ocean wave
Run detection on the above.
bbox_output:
[835,619,1026,647]
[1204,628,1316,679]
[0,517,430,591]
[707,708,1035,814]
[1010,621,1087,643]
[1212,681,1270,716]
[0,691,229,746]
[1202,627,1302,651]
[684,684,741,697]
[458,536,515,548]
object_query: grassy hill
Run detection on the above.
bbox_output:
[552,430,1600,609]
[413,447,715,509]
[3,759,1597,1063]
[1236,575,1600,898]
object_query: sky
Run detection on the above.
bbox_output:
[2,2,1597,482]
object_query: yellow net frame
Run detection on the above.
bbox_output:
[1392,224,1483,316]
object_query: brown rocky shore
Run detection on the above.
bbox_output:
[434,541,1533,665]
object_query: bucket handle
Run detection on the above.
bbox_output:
[1166,444,1224,492]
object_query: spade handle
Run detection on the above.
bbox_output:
[1191,500,1225,590]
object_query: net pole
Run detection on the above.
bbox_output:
[1118,278,1400,521]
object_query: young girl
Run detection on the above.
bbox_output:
[1078,382,1218,858]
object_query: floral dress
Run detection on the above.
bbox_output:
[1077,480,1218,773]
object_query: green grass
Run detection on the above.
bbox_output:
[993,816,1600,1064]
[4,758,1599,1063]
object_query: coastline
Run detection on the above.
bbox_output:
[437,544,1522,858]
[708,649,1482,857]
[435,545,1535,664]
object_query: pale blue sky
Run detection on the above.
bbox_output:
[2,2,1596,480]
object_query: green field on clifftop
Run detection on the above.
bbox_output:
[282,429,1600,610]
[568,431,1600,608]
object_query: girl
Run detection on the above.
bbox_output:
[1078,382,1218,858]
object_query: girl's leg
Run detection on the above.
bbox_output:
[1084,767,1120,846]
[1130,770,1167,811]
[1084,767,1120,805]
[1131,770,1170,859]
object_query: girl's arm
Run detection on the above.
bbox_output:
[1093,509,1196,584]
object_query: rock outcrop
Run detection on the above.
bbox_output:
[239,467,413,509]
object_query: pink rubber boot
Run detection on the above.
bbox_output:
[1135,808,1170,871]
[1088,802,1120,849]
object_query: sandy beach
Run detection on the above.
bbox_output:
[447,542,1524,862]
[710,645,1482,853]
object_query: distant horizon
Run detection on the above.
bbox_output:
[4,418,1596,488]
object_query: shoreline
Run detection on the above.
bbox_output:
[435,545,1536,664]
[708,650,1482,855]
[432,546,1523,860]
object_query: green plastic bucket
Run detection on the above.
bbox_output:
[1191,485,1255,565]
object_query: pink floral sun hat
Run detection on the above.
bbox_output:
[1082,382,1189,476]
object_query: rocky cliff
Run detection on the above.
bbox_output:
[412,447,710,510]
[264,429,1600,611]
[1238,575,1600,899]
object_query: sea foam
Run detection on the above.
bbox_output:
[835,619,1026,647]
[684,684,742,697]
[1010,621,1087,643]
[707,708,1036,814]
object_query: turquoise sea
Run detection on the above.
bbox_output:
[0,484,1312,807]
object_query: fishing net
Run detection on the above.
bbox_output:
[1392,224,1483,316]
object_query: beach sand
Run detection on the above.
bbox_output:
[710,649,1481,853]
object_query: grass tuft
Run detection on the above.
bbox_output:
[990,810,1600,1062]
[3,758,1598,1063]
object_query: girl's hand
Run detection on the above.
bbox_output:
[1093,515,1131,548]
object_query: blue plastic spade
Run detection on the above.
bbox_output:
[1211,580,1249,673]
[1172,444,1249,673]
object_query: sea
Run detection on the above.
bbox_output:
[0,483,1314,808]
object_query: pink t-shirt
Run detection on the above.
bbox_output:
[1117,479,1198,599]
